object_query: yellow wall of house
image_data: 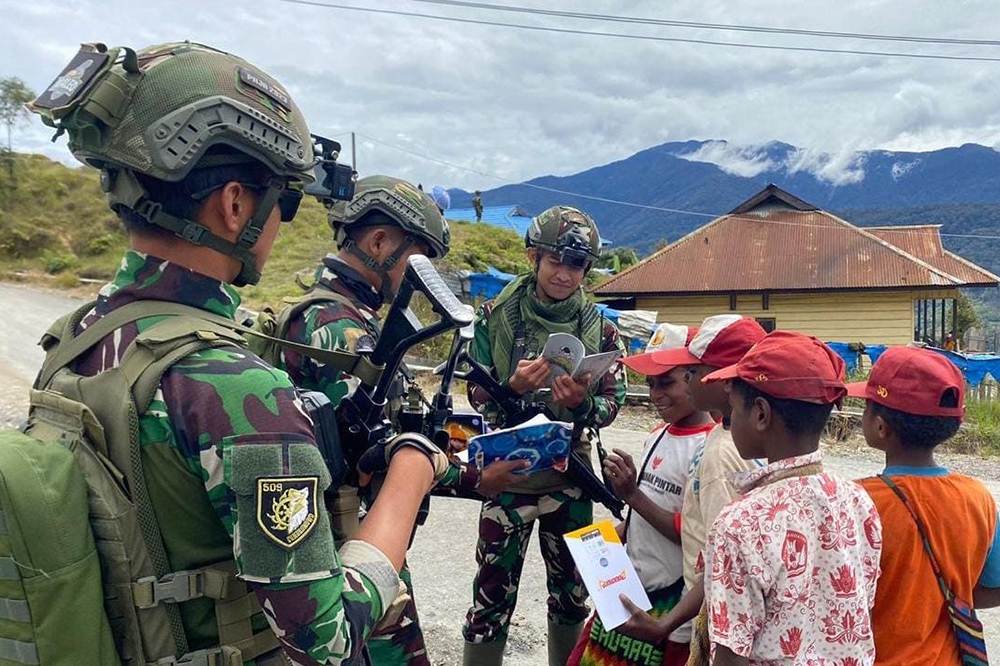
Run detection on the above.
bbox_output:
[634,290,958,345]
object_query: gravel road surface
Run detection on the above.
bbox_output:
[1,282,998,665]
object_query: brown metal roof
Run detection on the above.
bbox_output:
[595,189,999,296]
[866,225,999,287]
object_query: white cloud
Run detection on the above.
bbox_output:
[891,160,921,180]
[786,148,867,186]
[1,0,999,190]
[675,140,776,177]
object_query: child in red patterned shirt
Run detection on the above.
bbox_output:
[699,332,882,666]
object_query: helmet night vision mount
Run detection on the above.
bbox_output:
[304,134,357,204]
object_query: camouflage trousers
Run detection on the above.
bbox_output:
[367,564,429,666]
[463,488,593,644]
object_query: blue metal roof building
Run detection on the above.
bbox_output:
[447,205,534,236]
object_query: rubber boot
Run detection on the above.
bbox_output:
[547,620,585,666]
[463,638,507,666]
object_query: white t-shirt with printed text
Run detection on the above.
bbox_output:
[625,421,716,643]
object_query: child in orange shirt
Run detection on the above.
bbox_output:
[851,347,1000,666]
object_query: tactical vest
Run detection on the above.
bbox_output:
[250,287,374,369]
[0,300,380,666]
[485,278,604,494]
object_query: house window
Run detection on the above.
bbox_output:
[756,317,776,333]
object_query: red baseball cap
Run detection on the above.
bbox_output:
[623,323,697,376]
[704,331,847,404]
[652,315,767,369]
[846,346,965,419]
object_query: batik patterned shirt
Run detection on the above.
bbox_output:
[702,451,882,666]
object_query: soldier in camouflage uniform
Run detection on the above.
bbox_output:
[472,191,483,222]
[276,175,527,665]
[29,42,448,666]
[463,207,627,666]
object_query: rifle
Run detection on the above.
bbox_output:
[334,255,473,475]
[453,350,626,520]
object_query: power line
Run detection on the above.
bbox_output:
[268,0,1000,63]
[357,130,1000,241]
[406,0,1000,48]
[356,131,719,217]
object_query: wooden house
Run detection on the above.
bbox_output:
[593,185,999,345]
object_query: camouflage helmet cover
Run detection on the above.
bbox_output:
[526,206,601,262]
[29,41,315,183]
[329,175,450,259]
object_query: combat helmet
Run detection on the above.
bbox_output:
[327,175,450,299]
[29,41,317,286]
[525,206,602,269]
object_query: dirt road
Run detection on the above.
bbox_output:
[1,282,998,665]
[0,282,86,427]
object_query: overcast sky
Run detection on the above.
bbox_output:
[2,0,999,190]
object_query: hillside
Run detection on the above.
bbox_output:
[0,153,530,308]
[3,151,999,325]
[448,140,1000,253]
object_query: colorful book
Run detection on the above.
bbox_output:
[467,414,571,474]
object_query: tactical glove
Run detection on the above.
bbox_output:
[357,432,450,485]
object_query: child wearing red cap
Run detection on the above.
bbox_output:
[851,347,1000,666]
[617,315,766,664]
[700,331,882,666]
[568,323,715,666]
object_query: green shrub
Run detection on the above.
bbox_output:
[83,234,120,256]
[44,253,75,274]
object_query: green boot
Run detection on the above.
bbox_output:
[463,638,507,666]
[547,620,585,666]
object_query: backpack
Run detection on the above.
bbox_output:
[250,288,366,369]
[0,299,379,666]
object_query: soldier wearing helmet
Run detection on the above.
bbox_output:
[273,175,526,665]
[462,206,627,666]
[29,42,446,666]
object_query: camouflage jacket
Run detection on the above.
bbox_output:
[466,292,626,494]
[281,255,480,494]
[467,300,626,430]
[71,251,397,666]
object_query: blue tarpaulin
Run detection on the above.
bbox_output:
[866,345,889,365]
[468,266,515,299]
[825,342,862,375]
[827,342,1000,386]
[932,349,1000,386]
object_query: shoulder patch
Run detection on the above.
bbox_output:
[257,476,319,549]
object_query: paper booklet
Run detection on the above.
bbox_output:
[467,414,571,474]
[564,520,652,630]
[542,333,622,387]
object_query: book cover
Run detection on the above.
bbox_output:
[467,414,571,474]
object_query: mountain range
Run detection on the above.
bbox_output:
[447,140,1000,254]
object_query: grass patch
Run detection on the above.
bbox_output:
[955,398,1000,455]
[0,153,532,307]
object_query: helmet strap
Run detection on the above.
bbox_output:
[342,233,415,302]
[117,170,284,287]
